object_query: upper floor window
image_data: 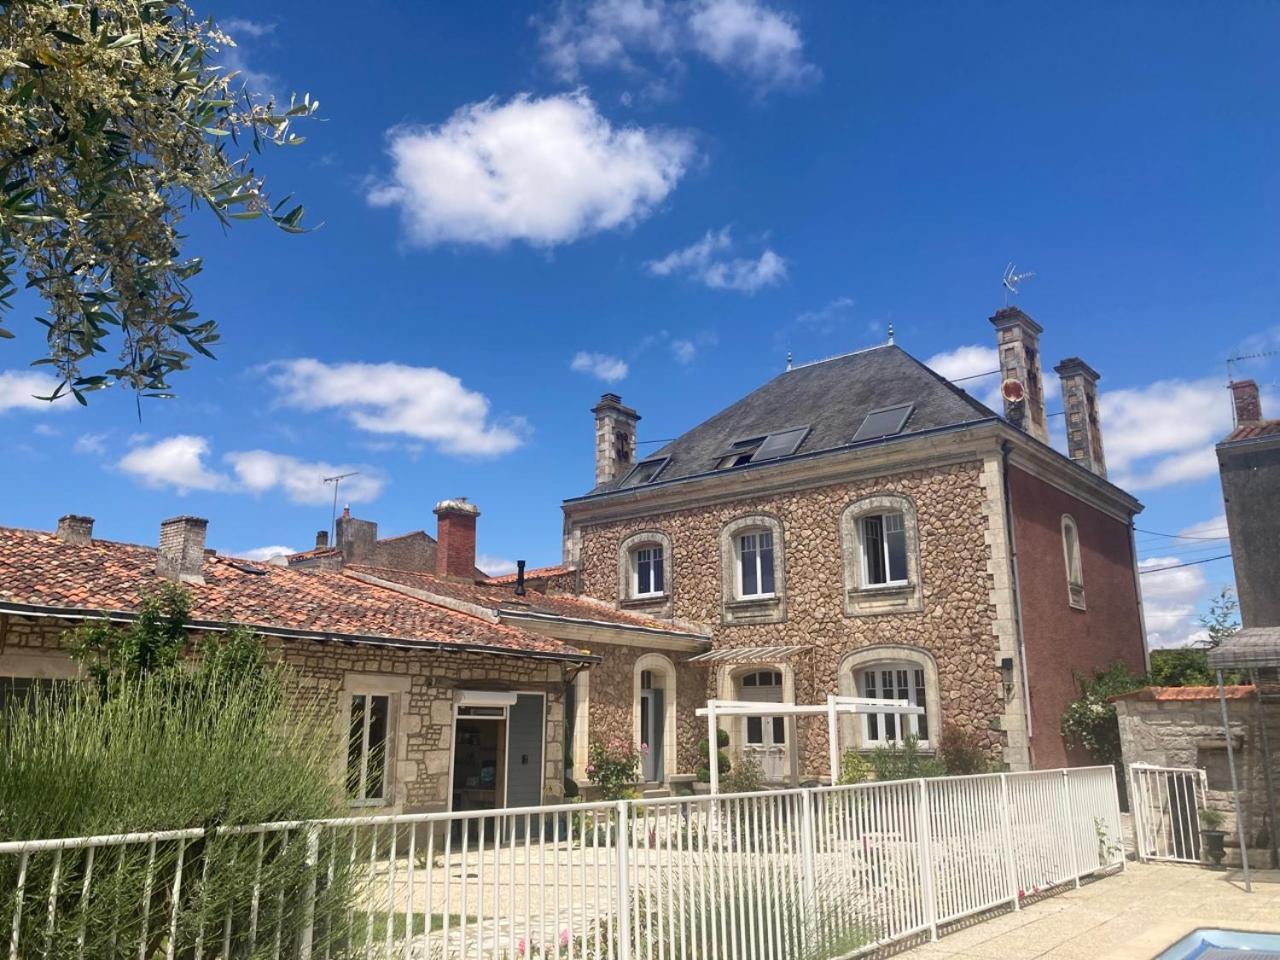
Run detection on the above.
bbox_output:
[859,663,930,746]
[633,545,665,597]
[737,530,776,598]
[1062,515,1086,609]
[861,512,908,586]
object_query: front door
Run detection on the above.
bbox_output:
[639,685,664,782]
[738,669,787,781]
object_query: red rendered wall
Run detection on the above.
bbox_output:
[1008,466,1146,768]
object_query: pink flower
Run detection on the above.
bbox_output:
[560,929,570,947]
[517,937,527,956]
[586,764,596,774]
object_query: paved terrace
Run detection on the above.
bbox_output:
[892,863,1280,959]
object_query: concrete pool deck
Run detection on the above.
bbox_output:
[891,863,1280,959]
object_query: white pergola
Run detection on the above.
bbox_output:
[695,694,924,795]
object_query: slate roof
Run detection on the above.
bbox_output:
[588,343,997,495]
[347,564,708,639]
[0,526,590,661]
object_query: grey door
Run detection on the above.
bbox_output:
[505,693,545,808]
[640,689,664,782]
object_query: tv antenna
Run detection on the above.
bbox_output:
[1226,349,1276,381]
[324,472,360,543]
[1001,263,1035,304]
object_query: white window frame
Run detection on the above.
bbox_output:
[617,531,673,606]
[858,662,931,747]
[736,530,776,599]
[347,692,393,806]
[1062,514,1086,610]
[632,545,665,598]
[859,511,909,588]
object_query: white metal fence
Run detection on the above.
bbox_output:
[1,766,1123,960]
[1128,763,1207,864]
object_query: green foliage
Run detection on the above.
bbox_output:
[938,724,991,775]
[1199,589,1240,649]
[0,0,318,403]
[868,735,946,781]
[1149,647,1215,687]
[1199,806,1226,830]
[721,755,763,794]
[1060,664,1145,766]
[695,729,731,783]
[585,738,639,801]
[837,749,870,785]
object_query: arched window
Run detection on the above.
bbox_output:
[719,515,786,624]
[617,531,673,607]
[839,646,938,751]
[840,494,923,616]
[1061,515,1085,610]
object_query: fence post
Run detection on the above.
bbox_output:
[998,773,1020,910]
[799,788,817,905]
[298,825,320,960]
[914,779,938,942]
[1112,765,1129,872]
[1061,771,1080,887]
[616,800,632,960]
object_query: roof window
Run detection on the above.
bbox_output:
[852,404,914,443]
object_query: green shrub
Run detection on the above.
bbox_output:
[837,750,871,784]
[869,735,946,781]
[585,738,640,801]
[1061,664,1145,766]
[721,756,764,794]
[939,724,991,775]
[695,728,732,783]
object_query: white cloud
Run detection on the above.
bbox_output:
[225,451,385,505]
[235,545,296,563]
[688,0,819,90]
[73,433,108,455]
[1139,555,1213,649]
[266,358,527,457]
[221,17,275,38]
[0,371,67,413]
[670,339,696,364]
[570,352,629,382]
[648,226,786,293]
[118,435,232,493]
[1178,514,1229,541]
[537,0,818,94]
[216,18,278,99]
[477,554,519,577]
[924,345,999,384]
[367,92,693,248]
[1101,378,1233,491]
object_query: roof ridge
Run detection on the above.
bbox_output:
[787,340,891,372]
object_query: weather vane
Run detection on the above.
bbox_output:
[1001,263,1035,304]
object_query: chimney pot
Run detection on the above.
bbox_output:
[315,530,329,549]
[1054,357,1107,478]
[434,498,480,580]
[591,393,640,487]
[55,515,94,545]
[1231,380,1262,424]
[157,516,208,585]
[515,559,527,596]
[990,307,1049,445]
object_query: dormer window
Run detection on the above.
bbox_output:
[717,438,764,469]
[716,427,809,469]
[623,456,669,486]
[633,545,665,597]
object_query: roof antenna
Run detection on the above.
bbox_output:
[785,351,793,371]
[324,471,360,544]
[1002,263,1035,305]
[887,321,895,346]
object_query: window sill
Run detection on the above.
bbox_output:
[845,582,922,617]
[723,595,783,624]
[621,594,669,610]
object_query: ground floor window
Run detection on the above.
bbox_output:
[347,692,391,803]
[860,664,929,745]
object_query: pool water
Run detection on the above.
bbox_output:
[1157,928,1280,959]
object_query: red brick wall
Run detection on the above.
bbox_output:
[434,513,477,579]
[1008,467,1146,768]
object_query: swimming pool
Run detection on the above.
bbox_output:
[1157,928,1280,959]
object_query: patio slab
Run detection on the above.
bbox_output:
[885,862,1280,959]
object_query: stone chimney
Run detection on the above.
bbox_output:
[592,393,640,486]
[336,507,377,564]
[990,307,1049,445]
[157,516,208,585]
[434,498,479,581]
[55,514,94,544]
[1231,379,1262,425]
[1054,357,1107,478]
[315,530,329,549]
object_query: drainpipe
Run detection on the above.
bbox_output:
[1128,522,1151,674]
[1000,441,1035,758]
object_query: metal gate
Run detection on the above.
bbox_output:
[1129,763,1208,863]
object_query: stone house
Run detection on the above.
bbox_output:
[0,512,601,816]
[559,308,1149,780]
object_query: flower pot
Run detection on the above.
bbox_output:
[1201,829,1227,867]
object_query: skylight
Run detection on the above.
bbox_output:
[624,456,670,485]
[750,426,810,462]
[852,403,914,443]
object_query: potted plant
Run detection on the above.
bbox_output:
[1199,806,1227,867]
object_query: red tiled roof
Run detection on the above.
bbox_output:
[0,527,589,661]
[1223,420,1280,443]
[1110,685,1255,703]
[481,564,574,585]
[286,546,341,562]
[347,564,707,637]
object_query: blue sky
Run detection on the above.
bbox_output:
[2,1,1277,648]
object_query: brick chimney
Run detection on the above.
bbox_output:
[315,530,329,549]
[592,393,640,486]
[434,498,479,580]
[1054,357,1107,478]
[1231,380,1262,424]
[157,516,208,585]
[990,307,1049,445]
[55,514,94,544]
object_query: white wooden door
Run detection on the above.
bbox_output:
[738,669,787,782]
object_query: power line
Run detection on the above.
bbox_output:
[1135,527,1230,541]
[1139,554,1232,574]
[951,369,1000,383]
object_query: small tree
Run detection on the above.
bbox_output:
[0,0,317,403]
[1060,664,1145,766]
[1199,589,1240,649]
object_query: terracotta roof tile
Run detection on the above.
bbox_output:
[0,526,588,660]
[481,564,574,585]
[1223,419,1280,443]
[1110,684,1255,703]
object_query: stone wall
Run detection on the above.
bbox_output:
[0,614,568,812]
[573,460,1005,778]
[1116,690,1278,868]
